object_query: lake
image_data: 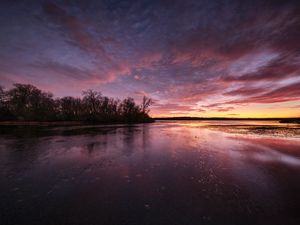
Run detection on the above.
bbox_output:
[1,120,300,225]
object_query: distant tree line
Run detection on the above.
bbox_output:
[0,84,154,123]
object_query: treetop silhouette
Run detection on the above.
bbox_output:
[0,84,153,123]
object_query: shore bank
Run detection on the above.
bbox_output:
[0,119,155,126]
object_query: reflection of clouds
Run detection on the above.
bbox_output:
[159,121,300,169]
[226,136,300,167]
[249,147,300,166]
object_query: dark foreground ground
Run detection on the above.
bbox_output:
[0,120,300,225]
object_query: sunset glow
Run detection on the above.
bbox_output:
[1,0,299,118]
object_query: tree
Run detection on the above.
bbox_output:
[59,96,82,121]
[141,96,153,114]
[7,84,42,120]
[0,86,14,120]
[0,84,154,123]
[5,84,58,121]
[121,97,140,122]
[82,90,102,121]
[37,92,57,121]
[0,86,5,108]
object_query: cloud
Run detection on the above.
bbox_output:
[216,107,235,112]
[228,82,300,104]
[151,102,198,115]
[42,1,132,84]
[227,113,240,116]
[43,2,108,58]
[134,90,148,96]
[200,103,235,112]
[30,61,93,80]
[223,55,300,83]
[223,86,268,96]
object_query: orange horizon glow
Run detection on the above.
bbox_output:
[150,100,300,118]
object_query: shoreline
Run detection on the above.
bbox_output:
[155,117,300,123]
[1,118,299,126]
[0,120,155,126]
[155,117,299,121]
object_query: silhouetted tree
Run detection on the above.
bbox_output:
[37,92,57,121]
[139,96,153,122]
[99,97,121,122]
[0,83,154,123]
[0,86,5,108]
[82,90,102,121]
[6,84,50,120]
[59,96,82,121]
[0,86,14,120]
[141,96,153,114]
[121,97,140,122]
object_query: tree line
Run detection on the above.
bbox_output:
[0,84,154,123]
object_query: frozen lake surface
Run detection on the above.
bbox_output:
[0,120,300,225]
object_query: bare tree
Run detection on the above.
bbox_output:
[141,96,153,114]
[0,84,154,123]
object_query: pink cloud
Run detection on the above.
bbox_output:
[228,82,300,104]
[134,90,148,96]
[223,86,268,96]
[223,56,300,83]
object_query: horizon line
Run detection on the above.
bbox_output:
[154,116,300,120]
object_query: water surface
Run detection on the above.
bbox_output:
[1,121,300,225]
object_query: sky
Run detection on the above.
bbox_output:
[0,0,300,118]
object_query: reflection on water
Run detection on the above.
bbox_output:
[0,121,300,225]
